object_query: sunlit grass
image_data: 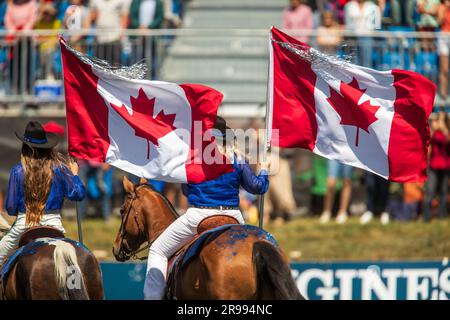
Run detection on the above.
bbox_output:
[266,217,450,261]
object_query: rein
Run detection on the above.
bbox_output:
[118,183,177,261]
[119,201,152,261]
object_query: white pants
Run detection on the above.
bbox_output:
[144,207,244,300]
[0,213,65,265]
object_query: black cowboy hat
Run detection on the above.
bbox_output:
[214,116,227,134]
[213,116,235,145]
[15,121,58,149]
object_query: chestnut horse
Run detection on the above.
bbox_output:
[113,177,304,300]
[0,224,104,300]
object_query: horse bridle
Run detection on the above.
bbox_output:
[117,185,154,261]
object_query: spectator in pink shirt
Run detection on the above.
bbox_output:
[423,112,450,221]
[4,0,37,33]
[5,0,37,95]
[282,0,314,43]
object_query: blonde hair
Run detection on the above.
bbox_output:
[21,144,65,226]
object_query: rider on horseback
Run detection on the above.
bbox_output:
[0,121,86,265]
[144,116,270,299]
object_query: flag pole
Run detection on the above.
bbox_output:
[75,202,83,244]
[70,156,83,244]
[258,29,273,229]
[62,44,83,244]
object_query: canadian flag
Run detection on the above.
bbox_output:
[268,27,436,182]
[60,38,232,183]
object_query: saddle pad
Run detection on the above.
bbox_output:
[180,224,235,268]
[0,237,90,281]
[166,224,278,299]
[181,224,279,270]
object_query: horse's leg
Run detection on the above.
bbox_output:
[177,257,209,299]
[77,248,104,300]
[4,265,20,299]
[19,247,60,299]
[5,250,59,299]
[3,245,102,300]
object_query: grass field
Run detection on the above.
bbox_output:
[54,216,450,262]
[2,213,448,261]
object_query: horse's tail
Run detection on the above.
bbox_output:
[53,240,89,300]
[252,241,305,300]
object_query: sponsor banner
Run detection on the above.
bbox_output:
[292,260,450,300]
[100,260,450,300]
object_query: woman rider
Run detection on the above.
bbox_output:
[144,117,270,299]
[0,121,86,265]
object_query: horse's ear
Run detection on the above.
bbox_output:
[139,177,147,185]
[123,176,135,194]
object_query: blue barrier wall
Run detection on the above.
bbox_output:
[100,260,450,300]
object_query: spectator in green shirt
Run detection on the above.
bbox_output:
[128,0,164,78]
[417,0,440,30]
[129,0,164,30]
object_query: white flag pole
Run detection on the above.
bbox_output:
[62,52,84,244]
[75,201,83,244]
[257,28,274,229]
[70,157,84,244]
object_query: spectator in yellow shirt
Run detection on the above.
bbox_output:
[34,3,61,79]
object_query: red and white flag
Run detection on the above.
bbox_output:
[60,38,232,183]
[268,27,436,182]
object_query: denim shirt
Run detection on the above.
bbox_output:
[182,156,269,207]
[4,163,86,216]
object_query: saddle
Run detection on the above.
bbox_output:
[196,215,238,234]
[0,226,65,297]
[18,226,65,247]
[165,215,239,299]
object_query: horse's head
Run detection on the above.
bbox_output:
[112,176,151,262]
[112,176,178,262]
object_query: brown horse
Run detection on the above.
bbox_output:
[113,176,304,300]
[0,225,104,300]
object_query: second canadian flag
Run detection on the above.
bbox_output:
[268,27,436,182]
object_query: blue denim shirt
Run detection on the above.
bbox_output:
[4,163,86,216]
[182,156,269,207]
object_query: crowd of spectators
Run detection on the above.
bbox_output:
[0,0,184,33]
[282,0,449,35]
[0,0,187,92]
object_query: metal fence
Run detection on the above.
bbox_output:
[0,29,448,111]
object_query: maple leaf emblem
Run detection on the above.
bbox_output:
[326,77,380,147]
[110,88,176,159]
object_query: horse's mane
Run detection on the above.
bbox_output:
[137,182,180,219]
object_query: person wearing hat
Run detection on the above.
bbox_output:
[143,116,271,300]
[0,121,86,265]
